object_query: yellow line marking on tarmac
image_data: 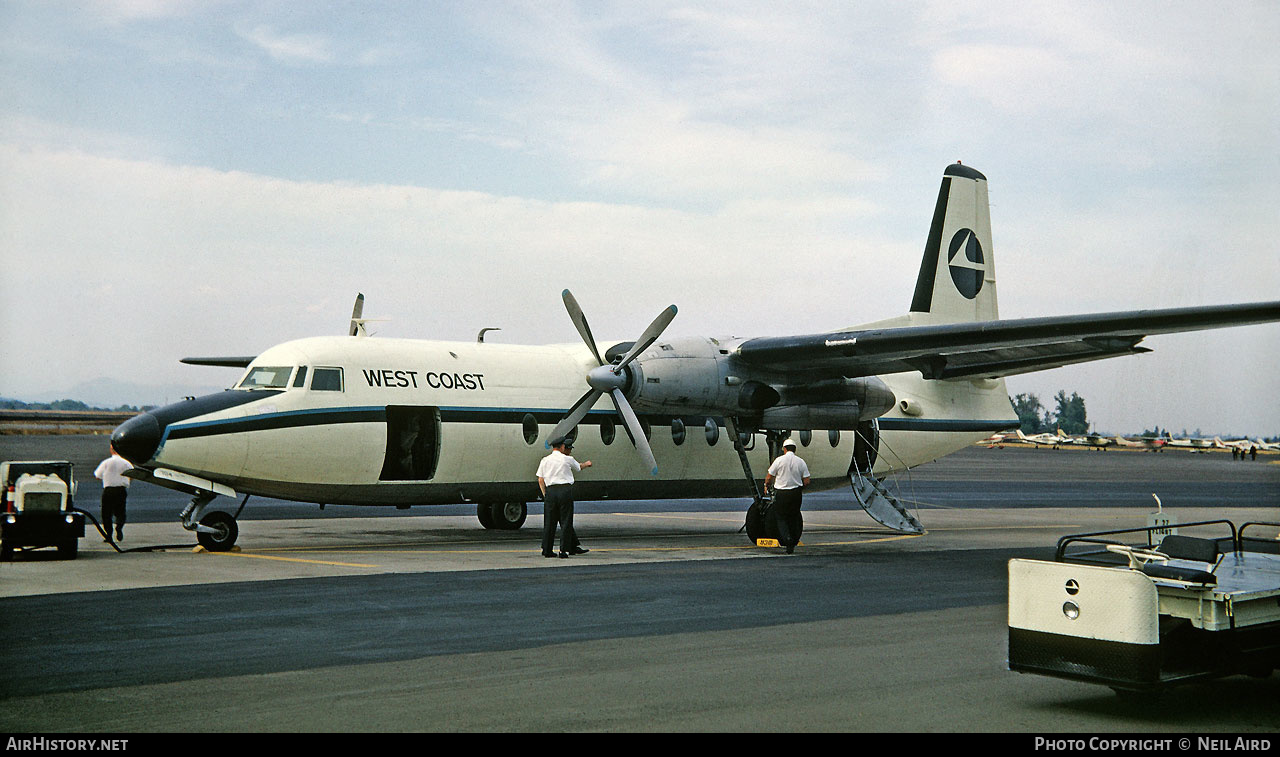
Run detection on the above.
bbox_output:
[609,512,747,525]
[925,524,1083,532]
[239,530,917,558]
[810,533,924,547]
[209,551,379,568]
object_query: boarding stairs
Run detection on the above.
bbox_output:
[850,469,924,534]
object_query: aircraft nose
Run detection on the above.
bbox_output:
[111,412,161,465]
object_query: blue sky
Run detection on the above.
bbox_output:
[1,1,1277,436]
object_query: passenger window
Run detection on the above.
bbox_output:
[312,367,344,392]
[293,366,308,388]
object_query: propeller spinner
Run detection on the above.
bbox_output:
[549,290,677,476]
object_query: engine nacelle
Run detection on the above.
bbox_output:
[777,377,895,414]
[760,376,895,429]
[624,337,740,414]
[761,401,887,430]
[624,339,897,425]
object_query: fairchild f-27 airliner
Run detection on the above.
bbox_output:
[110,164,1280,551]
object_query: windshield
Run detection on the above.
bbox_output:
[237,366,294,389]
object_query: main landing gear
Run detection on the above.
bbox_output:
[477,501,528,530]
[729,417,787,545]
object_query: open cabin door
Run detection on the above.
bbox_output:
[380,406,441,481]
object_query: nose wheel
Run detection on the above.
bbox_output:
[180,492,244,552]
[196,511,239,551]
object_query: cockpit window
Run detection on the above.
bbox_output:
[311,367,344,392]
[238,366,294,389]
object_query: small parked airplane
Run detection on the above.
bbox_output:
[1214,437,1274,453]
[110,164,1280,551]
[1015,429,1066,448]
[1055,428,1115,450]
[1112,435,1167,451]
[1162,434,1215,451]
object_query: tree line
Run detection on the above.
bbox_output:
[1011,391,1088,435]
[1011,392,1277,441]
[0,398,150,413]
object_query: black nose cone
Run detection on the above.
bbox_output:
[111,412,161,465]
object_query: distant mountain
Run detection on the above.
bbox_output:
[13,377,227,410]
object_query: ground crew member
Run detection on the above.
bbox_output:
[536,436,592,558]
[764,438,810,554]
[94,444,134,542]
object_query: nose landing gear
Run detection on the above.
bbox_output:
[180,491,246,552]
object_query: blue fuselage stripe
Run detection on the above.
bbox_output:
[160,404,1016,442]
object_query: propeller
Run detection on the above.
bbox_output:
[549,290,677,476]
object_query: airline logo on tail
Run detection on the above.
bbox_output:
[948,228,985,299]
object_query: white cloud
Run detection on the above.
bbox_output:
[0,145,908,396]
[238,24,333,64]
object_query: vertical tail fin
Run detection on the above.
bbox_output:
[909,163,998,323]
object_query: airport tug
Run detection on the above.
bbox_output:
[1008,520,1280,693]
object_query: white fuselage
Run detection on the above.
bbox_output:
[146,334,1015,507]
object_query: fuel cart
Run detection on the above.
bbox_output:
[1,460,85,560]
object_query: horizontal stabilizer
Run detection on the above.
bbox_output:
[180,356,256,368]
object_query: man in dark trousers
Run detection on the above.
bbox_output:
[764,438,810,554]
[94,444,133,542]
[536,436,593,558]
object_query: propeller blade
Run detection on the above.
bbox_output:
[562,289,604,366]
[548,388,604,446]
[610,389,658,476]
[614,304,678,371]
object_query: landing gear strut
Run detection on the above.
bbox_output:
[180,492,246,551]
[728,417,787,545]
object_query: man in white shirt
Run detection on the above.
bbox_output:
[764,438,811,554]
[536,436,593,558]
[94,444,134,542]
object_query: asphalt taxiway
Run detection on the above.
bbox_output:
[1,435,1277,732]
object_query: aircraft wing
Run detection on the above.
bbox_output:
[735,301,1280,381]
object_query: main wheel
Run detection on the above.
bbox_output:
[196,511,239,552]
[57,538,78,559]
[745,501,776,544]
[477,502,496,529]
[491,502,527,530]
